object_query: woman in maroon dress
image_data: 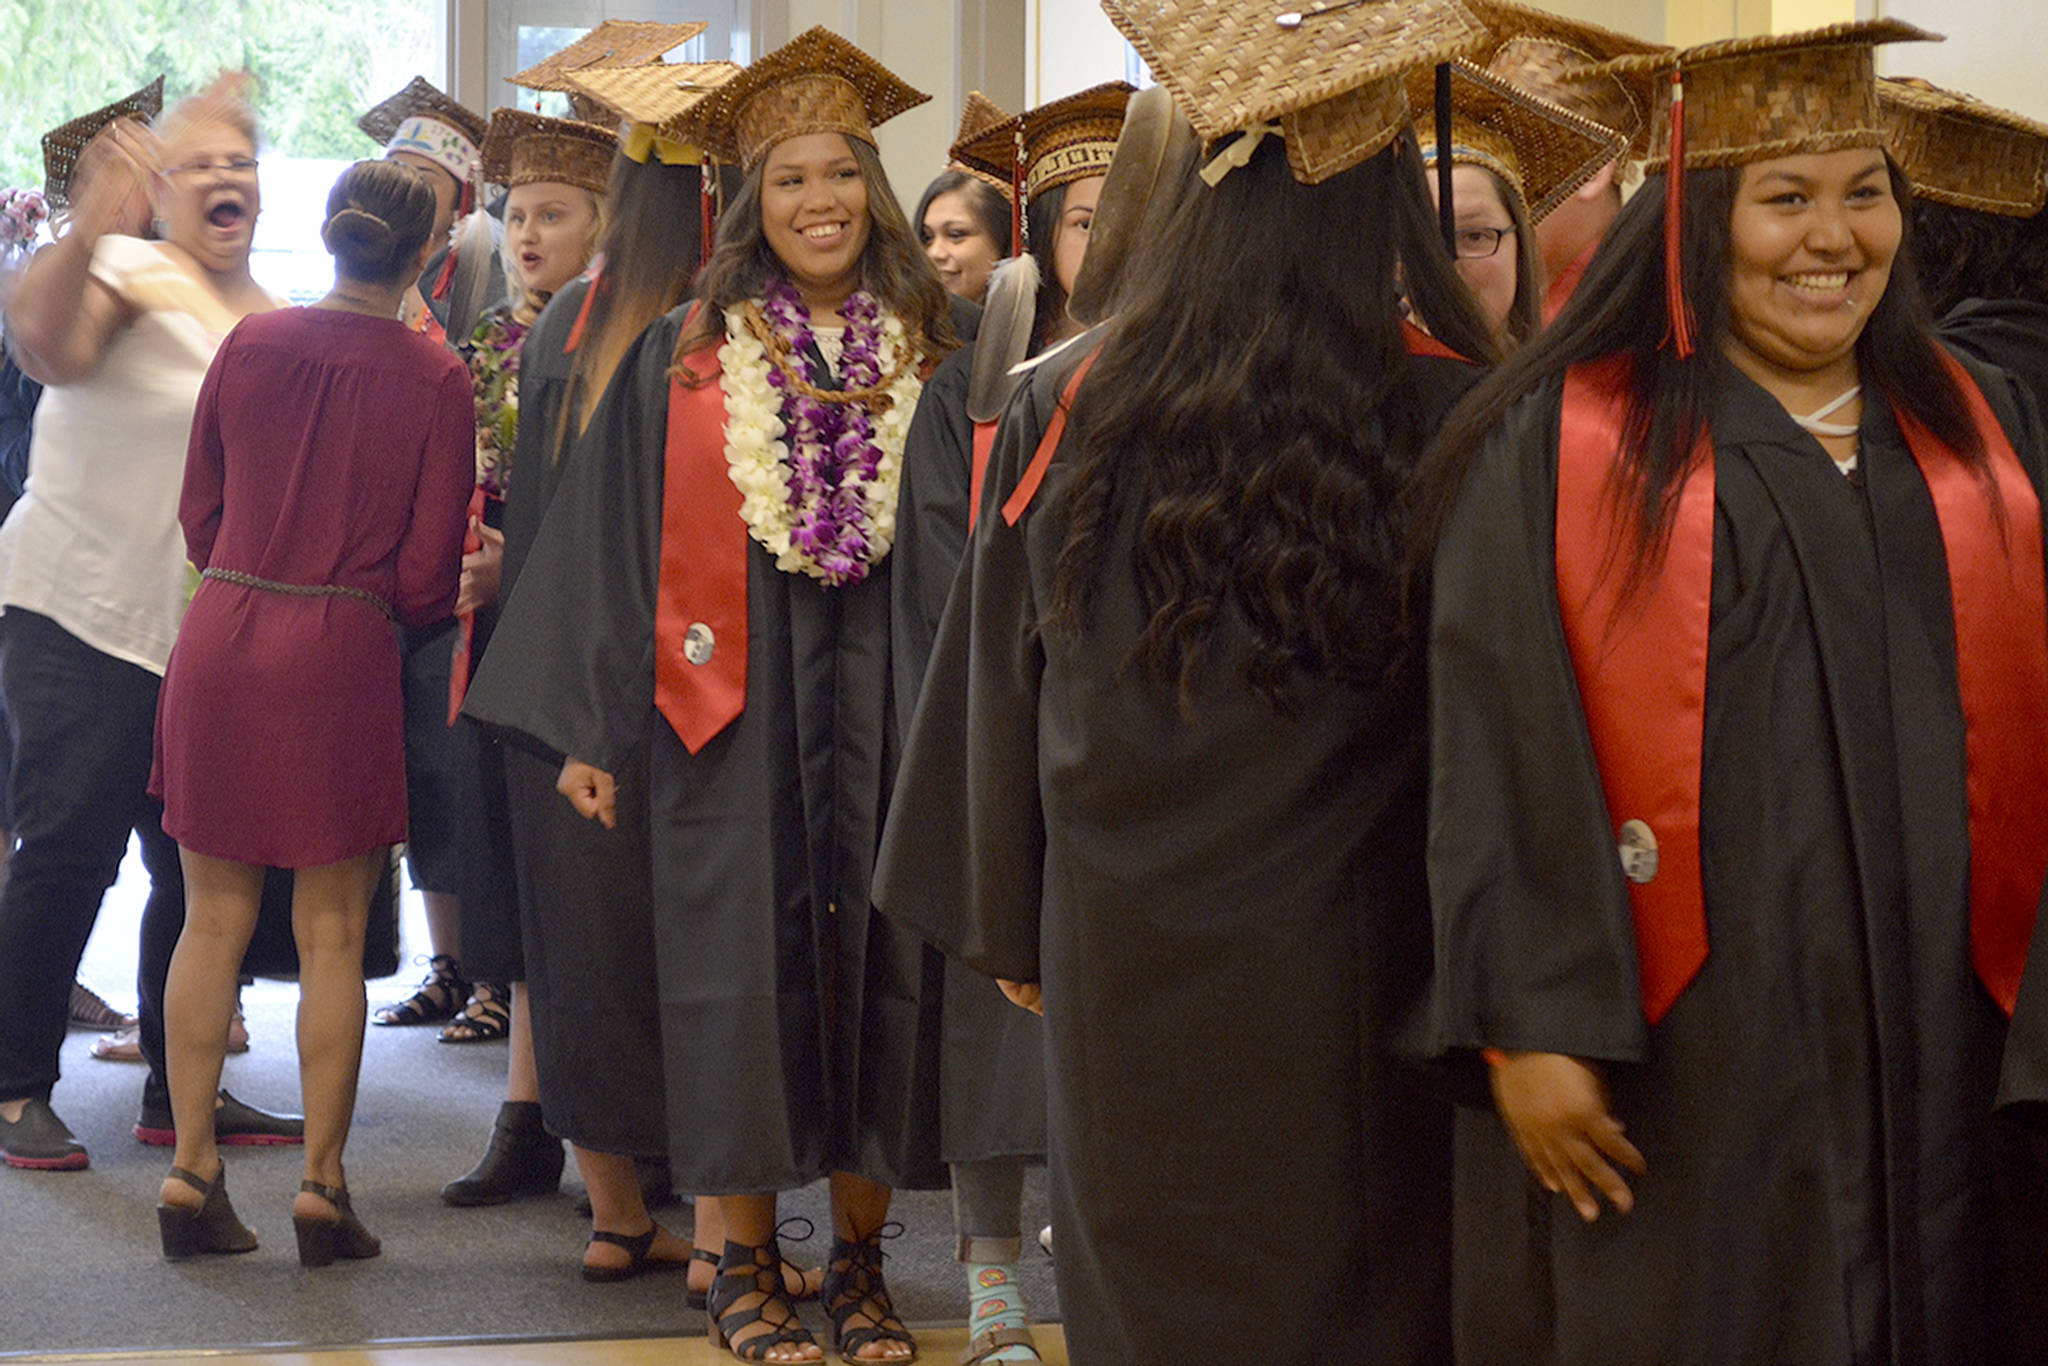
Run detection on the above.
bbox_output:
[150,159,474,1265]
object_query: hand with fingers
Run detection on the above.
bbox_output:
[1487,1050,1647,1223]
[455,520,503,615]
[69,118,161,242]
[557,758,617,829]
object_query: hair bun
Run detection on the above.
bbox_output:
[323,205,394,259]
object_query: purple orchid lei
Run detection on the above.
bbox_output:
[760,276,888,586]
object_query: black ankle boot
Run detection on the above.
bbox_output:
[440,1101,564,1207]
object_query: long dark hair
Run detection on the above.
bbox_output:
[1911,198,2048,314]
[1045,129,1495,714]
[550,151,726,457]
[914,169,1009,255]
[676,136,957,369]
[1025,181,1070,349]
[1404,155,1984,598]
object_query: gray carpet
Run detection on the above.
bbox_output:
[0,854,1057,1358]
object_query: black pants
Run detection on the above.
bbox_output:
[0,610,181,1106]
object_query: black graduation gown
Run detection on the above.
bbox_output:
[489,279,666,1156]
[1427,356,2048,1366]
[465,301,949,1194]
[874,338,1478,1364]
[888,341,1047,1165]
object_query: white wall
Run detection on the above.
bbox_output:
[1026,0,1131,106]
[1875,0,2048,123]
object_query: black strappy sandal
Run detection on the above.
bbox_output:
[293,1180,381,1267]
[438,980,511,1043]
[822,1223,917,1364]
[583,1224,689,1283]
[707,1232,821,1362]
[692,1243,826,1309]
[157,1162,259,1260]
[372,954,468,1026]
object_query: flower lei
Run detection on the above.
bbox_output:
[0,188,47,263]
[719,278,921,586]
[465,306,526,498]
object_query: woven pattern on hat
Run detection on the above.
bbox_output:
[1880,77,2048,218]
[562,62,742,145]
[1407,59,1626,220]
[480,108,618,193]
[675,27,928,172]
[955,84,1134,199]
[508,20,709,93]
[42,77,165,207]
[358,76,487,151]
[1462,0,1668,138]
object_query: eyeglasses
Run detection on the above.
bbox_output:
[164,157,260,181]
[1452,226,1515,260]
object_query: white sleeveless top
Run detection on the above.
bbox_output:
[0,235,277,674]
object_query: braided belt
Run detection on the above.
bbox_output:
[200,568,396,623]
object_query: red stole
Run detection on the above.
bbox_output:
[653,331,749,754]
[1544,237,1601,325]
[969,420,998,532]
[1555,352,2048,1022]
[1402,318,1467,362]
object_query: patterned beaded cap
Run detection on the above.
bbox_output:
[955,83,1135,199]
[1407,59,1626,221]
[1101,0,1489,185]
[1879,76,2048,218]
[479,108,619,194]
[1593,19,1940,175]
[357,75,488,152]
[42,76,165,207]
[674,26,928,173]
[1459,0,1666,145]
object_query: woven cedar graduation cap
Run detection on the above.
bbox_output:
[42,76,165,208]
[949,91,1014,194]
[1590,19,1940,357]
[563,62,742,161]
[479,109,618,195]
[1879,77,2048,218]
[358,76,488,185]
[1460,0,1666,148]
[675,26,929,173]
[955,83,1134,253]
[1406,58,1625,221]
[508,20,709,123]
[1102,0,1487,186]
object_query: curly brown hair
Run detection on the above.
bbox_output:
[674,135,956,379]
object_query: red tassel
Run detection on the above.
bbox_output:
[431,242,457,301]
[1664,68,1694,359]
[700,152,716,270]
[565,259,602,353]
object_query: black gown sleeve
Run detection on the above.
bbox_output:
[499,277,584,597]
[872,347,1084,984]
[461,309,681,774]
[890,344,974,731]
[1424,381,1652,1065]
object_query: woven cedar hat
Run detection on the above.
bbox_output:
[1407,58,1625,221]
[956,83,1135,202]
[479,109,618,194]
[949,91,1014,193]
[42,76,165,208]
[1460,0,1665,144]
[358,75,488,151]
[1102,0,1488,186]
[508,20,708,123]
[1879,77,2048,218]
[1593,19,1939,175]
[676,26,929,173]
[562,62,742,153]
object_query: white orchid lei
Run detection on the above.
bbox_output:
[717,281,922,586]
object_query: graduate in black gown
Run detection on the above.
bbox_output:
[873,1,1500,1358]
[888,80,1133,1366]
[465,27,970,1364]
[1406,22,2048,1364]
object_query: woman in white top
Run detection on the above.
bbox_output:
[0,78,291,1172]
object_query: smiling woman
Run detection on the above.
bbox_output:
[1409,19,2048,1365]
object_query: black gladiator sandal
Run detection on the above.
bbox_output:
[371,954,468,1026]
[821,1222,917,1364]
[707,1223,820,1362]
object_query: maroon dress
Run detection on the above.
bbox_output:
[154,307,474,867]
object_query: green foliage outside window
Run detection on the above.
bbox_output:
[0,0,439,192]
